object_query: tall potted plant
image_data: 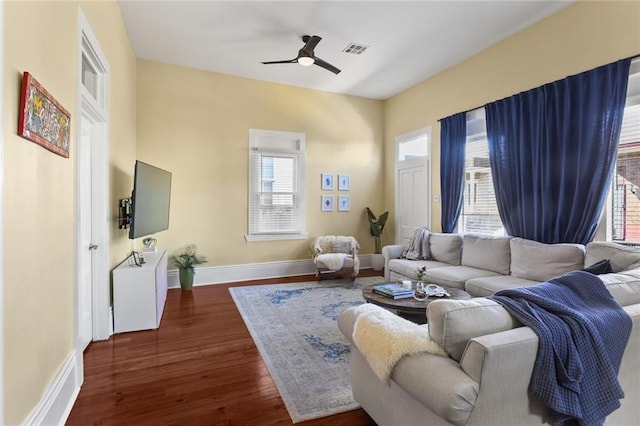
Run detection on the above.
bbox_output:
[170,245,207,291]
[365,207,389,271]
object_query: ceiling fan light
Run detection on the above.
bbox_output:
[298,56,315,66]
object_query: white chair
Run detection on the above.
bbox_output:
[312,235,360,280]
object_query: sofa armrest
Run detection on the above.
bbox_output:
[382,244,405,281]
[382,244,405,260]
[338,306,358,344]
[459,327,548,424]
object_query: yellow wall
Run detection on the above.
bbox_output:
[135,61,385,263]
[384,0,640,236]
[3,0,640,423]
[3,1,136,423]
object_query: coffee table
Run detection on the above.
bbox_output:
[362,283,472,324]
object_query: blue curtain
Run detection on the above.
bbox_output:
[440,112,467,233]
[485,58,631,244]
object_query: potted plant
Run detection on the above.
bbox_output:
[365,207,389,271]
[170,245,207,291]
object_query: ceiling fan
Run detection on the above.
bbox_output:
[261,35,341,75]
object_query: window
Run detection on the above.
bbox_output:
[398,133,429,161]
[79,33,108,110]
[607,59,640,243]
[246,129,307,241]
[610,71,640,243]
[460,109,504,236]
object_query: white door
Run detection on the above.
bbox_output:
[76,12,111,364]
[78,116,94,350]
[397,164,429,242]
[395,128,431,244]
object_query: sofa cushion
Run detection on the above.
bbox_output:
[425,266,501,290]
[585,241,640,272]
[461,234,512,275]
[598,268,640,307]
[429,233,463,265]
[464,275,539,297]
[388,258,450,280]
[427,298,520,362]
[510,238,584,282]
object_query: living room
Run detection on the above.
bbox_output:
[2,1,640,425]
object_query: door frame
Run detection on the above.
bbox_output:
[74,10,110,384]
[0,2,5,422]
[394,127,431,244]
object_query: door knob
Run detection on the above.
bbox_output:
[89,244,99,250]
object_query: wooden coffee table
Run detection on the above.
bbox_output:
[362,284,472,324]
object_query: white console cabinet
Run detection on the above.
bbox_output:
[113,250,168,333]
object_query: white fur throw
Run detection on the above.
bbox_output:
[352,303,447,384]
[315,253,348,271]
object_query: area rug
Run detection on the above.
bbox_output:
[229,276,386,423]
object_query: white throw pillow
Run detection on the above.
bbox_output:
[510,238,585,282]
[585,241,640,272]
[429,233,462,265]
[461,234,512,274]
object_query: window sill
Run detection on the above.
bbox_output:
[245,232,309,242]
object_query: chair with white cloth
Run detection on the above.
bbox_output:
[312,235,360,280]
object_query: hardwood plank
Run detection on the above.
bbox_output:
[66,271,380,425]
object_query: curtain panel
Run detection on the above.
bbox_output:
[485,58,631,244]
[439,112,467,233]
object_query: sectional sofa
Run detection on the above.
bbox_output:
[339,234,640,425]
[383,233,640,298]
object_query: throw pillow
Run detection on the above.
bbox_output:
[582,259,613,275]
[585,241,640,272]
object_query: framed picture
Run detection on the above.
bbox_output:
[128,251,142,267]
[321,173,334,190]
[321,195,334,212]
[18,72,71,158]
[338,195,350,211]
[338,174,350,191]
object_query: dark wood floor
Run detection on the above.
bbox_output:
[66,271,380,425]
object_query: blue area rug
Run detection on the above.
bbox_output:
[229,276,385,423]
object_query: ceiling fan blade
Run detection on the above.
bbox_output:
[261,59,298,65]
[313,57,341,75]
[301,35,321,54]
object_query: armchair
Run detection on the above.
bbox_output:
[312,235,360,279]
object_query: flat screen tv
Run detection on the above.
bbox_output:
[129,160,172,239]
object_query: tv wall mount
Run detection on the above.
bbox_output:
[118,198,132,229]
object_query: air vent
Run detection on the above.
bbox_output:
[342,43,369,55]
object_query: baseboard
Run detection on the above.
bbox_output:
[24,351,80,426]
[167,254,374,288]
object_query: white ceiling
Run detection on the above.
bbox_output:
[118,1,573,100]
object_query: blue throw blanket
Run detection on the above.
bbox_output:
[489,271,631,425]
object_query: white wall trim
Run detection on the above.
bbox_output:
[24,352,79,426]
[167,255,375,288]
[0,1,5,423]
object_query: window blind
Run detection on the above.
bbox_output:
[247,129,306,239]
[460,109,504,236]
[612,104,640,242]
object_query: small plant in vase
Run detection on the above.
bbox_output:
[170,245,207,291]
[414,266,428,300]
[365,207,389,271]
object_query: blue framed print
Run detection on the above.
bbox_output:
[321,173,334,190]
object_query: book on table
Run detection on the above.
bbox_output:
[372,283,413,299]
